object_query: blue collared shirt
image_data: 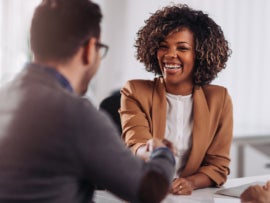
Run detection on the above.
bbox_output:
[26,62,73,92]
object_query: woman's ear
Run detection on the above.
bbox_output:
[82,38,96,65]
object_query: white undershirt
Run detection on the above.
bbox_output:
[165,93,193,177]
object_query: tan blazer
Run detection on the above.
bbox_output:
[120,77,233,186]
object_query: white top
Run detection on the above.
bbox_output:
[165,93,193,177]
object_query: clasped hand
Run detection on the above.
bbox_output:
[137,138,195,195]
[136,138,176,161]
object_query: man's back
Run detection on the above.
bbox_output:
[0,65,99,202]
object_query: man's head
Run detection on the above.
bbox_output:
[30,0,102,63]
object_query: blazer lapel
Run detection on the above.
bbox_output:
[181,86,211,177]
[152,78,167,140]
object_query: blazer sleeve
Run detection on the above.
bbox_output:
[198,88,233,186]
[119,80,153,154]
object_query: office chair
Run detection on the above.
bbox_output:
[97,90,122,190]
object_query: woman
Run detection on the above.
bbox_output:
[119,4,233,195]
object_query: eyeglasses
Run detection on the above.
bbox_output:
[81,39,109,59]
[95,42,109,59]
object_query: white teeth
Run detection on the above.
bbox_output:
[164,64,182,70]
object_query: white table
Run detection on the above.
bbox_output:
[94,174,270,203]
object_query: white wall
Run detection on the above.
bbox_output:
[0,0,269,177]
[0,0,39,84]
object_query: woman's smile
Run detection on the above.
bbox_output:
[157,27,195,94]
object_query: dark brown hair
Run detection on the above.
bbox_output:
[135,4,231,85]
[30,0,102,62]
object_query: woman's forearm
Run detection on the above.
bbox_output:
[185,173,214,190]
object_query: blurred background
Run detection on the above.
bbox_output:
[0,0,269,178]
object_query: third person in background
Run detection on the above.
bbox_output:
[241,181,270,203]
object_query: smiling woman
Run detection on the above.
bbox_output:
[120,3,233,196]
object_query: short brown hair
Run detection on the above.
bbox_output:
[30,0,102,63]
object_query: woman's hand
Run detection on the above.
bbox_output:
[240,181,270,203]
[170,177,193,195]
[146,138,175,151]
[170,173,213,195]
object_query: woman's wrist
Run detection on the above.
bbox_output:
[185,173,214,190]
[136,145,149,160]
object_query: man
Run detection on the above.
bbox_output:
[0,0,175,203]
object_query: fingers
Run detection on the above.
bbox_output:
[240,185,265,202]
[170,178,192,195]
[146,138,177,157]
[147,138,174,152]
[240,186,254,201]
[162,139,177,155]
[136,145,150,161]
[146,139,153,152]
[264,181,270,190]
[146,138,164,152]
[162,139,172,147]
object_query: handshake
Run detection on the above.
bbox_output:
[136,138,176,161]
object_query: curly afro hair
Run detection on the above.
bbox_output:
[135,4,232,85]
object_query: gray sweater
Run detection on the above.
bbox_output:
[0,64,175,203]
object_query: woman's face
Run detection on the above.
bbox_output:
[157,27,195,94]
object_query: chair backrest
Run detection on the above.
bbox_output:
[99,90,122,134]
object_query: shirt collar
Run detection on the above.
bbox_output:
[26,62,73,92]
